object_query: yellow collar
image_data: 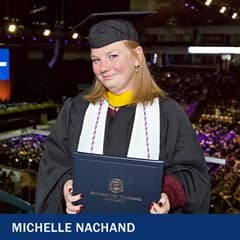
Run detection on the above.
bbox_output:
[104,91,133,107]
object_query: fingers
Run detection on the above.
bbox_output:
[63,179,73,196]
[66,205,85,214]
[63,179,85,214]
[66,192,83,203]
[65,192,85,214]
[149,202,165,214]
[66,202,85,214]
[149,193,170,214]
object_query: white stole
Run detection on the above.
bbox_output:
[77,98,160,160]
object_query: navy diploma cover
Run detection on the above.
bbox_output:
[72,152,164,213]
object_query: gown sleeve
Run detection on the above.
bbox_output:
[160,98,211,213]
[35,98,73,213]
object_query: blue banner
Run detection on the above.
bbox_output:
[0,48,10,80]
[0,214,239,240]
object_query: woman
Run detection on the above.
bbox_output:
[35,19,210,214]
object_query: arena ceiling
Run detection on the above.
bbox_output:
[0,0,240,39]
[1,1,240,26]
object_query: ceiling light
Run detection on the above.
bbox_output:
[43,29,51,36]
[72,32,79,39]
[232,12,238,19]
[188,46,240,54]
[219,6,227,14]
[204,0,212,6]
[8,24,17,33]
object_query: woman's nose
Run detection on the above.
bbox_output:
[99,60,110,73]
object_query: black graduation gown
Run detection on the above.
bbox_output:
[35,95,210,213]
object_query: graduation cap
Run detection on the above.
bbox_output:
[72,11,157,48]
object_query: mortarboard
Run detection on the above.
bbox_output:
[72,11,157,48]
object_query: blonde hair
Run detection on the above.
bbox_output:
[83,40,166,104]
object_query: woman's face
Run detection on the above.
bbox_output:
[90,41,138,94]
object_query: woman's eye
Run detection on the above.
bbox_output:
[91,59,99,64]
[109,54,118,60]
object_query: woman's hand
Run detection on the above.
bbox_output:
[63,179,84,214]
[149,193,170,214]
